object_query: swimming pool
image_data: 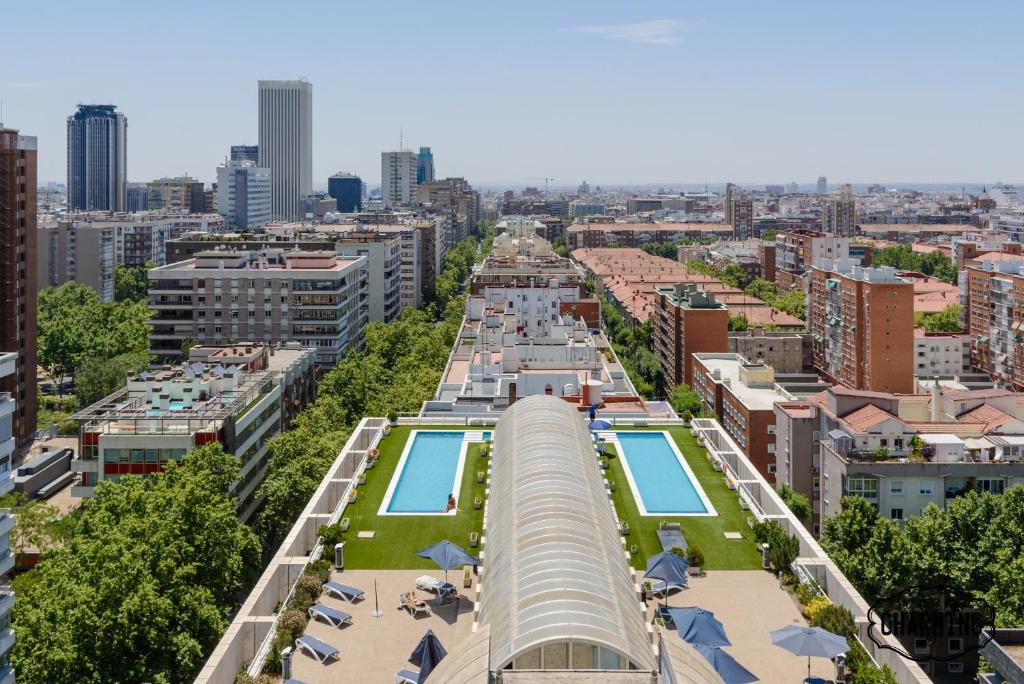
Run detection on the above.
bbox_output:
[614,432,716,516]
[378,431,468,515]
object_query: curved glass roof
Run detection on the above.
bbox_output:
[478,395,657,672]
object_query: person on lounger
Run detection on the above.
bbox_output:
[445,493,457,512]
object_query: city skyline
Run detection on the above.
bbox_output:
[2,1,1022,187]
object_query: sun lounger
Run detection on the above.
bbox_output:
[322,581,365,602]
[284,680,307,684]
[416,575,443,592]
[399,592,432,616]
[308,602,353,628]
[295,635,339,664]
[650,579,687,597]
[396,669,420,684]
[656,522,688,552]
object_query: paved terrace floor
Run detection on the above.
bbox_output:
[290,568,477,683]
[648,571,836,683]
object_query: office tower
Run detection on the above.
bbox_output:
[0,128,38,444]
[258,80,313,220]
[148,249,368,366]
[652,284,729,389]
[230,145,259,163]
[327,172,363,212]
[416,147,435,184]
[808,260,913,393]
[216,160,272,229]
[126,182,149,212]
[823,184,856,237]
[147,176,205,213]
[67,104,127,211]
[816,176,827,195]
[381,151,417,207]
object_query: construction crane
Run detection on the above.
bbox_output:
[525,177,555,194]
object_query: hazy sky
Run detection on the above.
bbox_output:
[3,0,1022,187]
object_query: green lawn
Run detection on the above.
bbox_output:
[605,427,762,570]
[341,426,487,570]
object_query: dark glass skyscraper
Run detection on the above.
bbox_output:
[230,145,259,163]
[417,146,434,184]
[66,104,127,211]
[328,172,363,212]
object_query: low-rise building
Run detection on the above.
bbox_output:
[566,222,733,250]
[914,330,970,379]
[728,328,813,373]
[148,249,368,366]
[71,343,316,520]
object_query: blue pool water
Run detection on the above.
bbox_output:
[386,431,465,513]
[616,433,708,514]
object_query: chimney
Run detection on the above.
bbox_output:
[930,381,942,423]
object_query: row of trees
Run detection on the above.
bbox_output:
[599,294,665,397]
[37,282,152,397]
[686,258,750,288]
[869,243,958,284]
[257,231,489,548]
[743,278,807,320]
[821,490,1024,630]
[13,444,261,684]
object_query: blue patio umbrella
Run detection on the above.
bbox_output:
[410,629,447,682]
[667,607,731,647]
[416,540,480,584]
[644,551,688,607]
[692,644,758,684]
[588,419,613,430]
[770,625,848,682]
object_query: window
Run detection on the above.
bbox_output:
[890,508,903,521]
[977,479,1005,495]
[889,480,904,496]
[846,477,878,498]
[948,638,963,652]
[947,663,963,674]
[919,479,934,496]
[767,463,777,474]
[914,638,929,655]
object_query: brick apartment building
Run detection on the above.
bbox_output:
[652,284,729,388]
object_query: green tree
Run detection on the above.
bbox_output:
[778,483,812,521]
[744,278,779,303]
[75,351,151,407]
[13,443,261,684]
[114,261,155,302]
[728,314,750,331]
[37,283,104,388]
[668,384,703,417]
[719,263,749,288]
[914,303,962,333]
[820,496,879,570]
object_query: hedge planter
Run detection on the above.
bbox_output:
[469,531,479,548]
[474,496,482,510]
[477,471,485,484]
[348,490,358,503]
[340,517,350,532]
[357,473,366,485]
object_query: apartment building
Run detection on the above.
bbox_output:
[773,230,851,293]
[914,330,971,379]
[72,343,316,520]
[381,151,417,208]
[822,185,855,237]
[728,328,813,374]
[38,212,225,301]
[809,260,914,393]
[367,224,422,310]
[652,284,730,388]
[321,229,402,322]
[473,219,585,295]
[148,249,367,366]
[415,177,480,249]
[0,127,38,443]
[729,196,753,241]
[566,222,732,250]
[962,259,1024,389]
[0,355,14,681]
[775,385,1024,535]
[757,242,776,283]
[148,176,205,213]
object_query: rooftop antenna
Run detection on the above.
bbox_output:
[400,128,403,152]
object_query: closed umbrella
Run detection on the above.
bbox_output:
[416,540,480,585]
[588,419,613,430]
[692,644,758,684]
[667,607,731,647]
[410,629,447,682]
[770,625,848,682]
[644,551,688,607]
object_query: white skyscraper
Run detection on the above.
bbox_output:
[258,80,312,221]
[216,160,272,229]
[381,151,417,207]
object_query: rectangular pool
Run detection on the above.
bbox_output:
[378,431,468,515]
[615,432,716,516]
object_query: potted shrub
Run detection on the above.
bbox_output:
[384,410,397,434]
[348,489,358,503]
[686,545,705,575]
[599,457,609,470]
[480,443,489,458]
[608,479,616,492]
[474,495,482,510]
[463,566,473,588]
[477,470,485,484]
[469,531,479,547]
[358,473,366,485]
[629,543,639,555]
[641,580,652,603]
[682,410,693,427]
[620,520,630,536]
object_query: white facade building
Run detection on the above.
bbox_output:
[914,331,971,379]
[0,354,16,682]
[258,80,312,221]
[216,160,272,229]
[381,151,417,208]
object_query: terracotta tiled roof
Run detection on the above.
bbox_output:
[957,404,1017,430]
[840,404,903,433]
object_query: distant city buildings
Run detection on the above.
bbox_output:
[0,127,38,445]
[416,177,481,249]
[229,145,259,163]
[381,151,417,208]
[126,182,149,212]
[416,146,434,184]
[147,176,205,213]
[327,172,363,213]
[816,176,827,195]
[67,104,127,211]
[822,184,856,237]
[216,160,272,229]
[148,249,368,366]
[258,80,312,220]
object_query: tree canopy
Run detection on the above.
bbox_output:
[871,244,958,284]
[914,302,962,333]
[13,444,261,684]
[115,261,155,302]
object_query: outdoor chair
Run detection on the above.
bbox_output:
[294,635,339,664]
[307,602,353,628]
[322,581,365,603]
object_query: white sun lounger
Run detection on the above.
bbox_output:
[650,579,687,597]
[396,669,420,683]
[322,581,365,602]
[415,575,444,592]
[295,634,339,664]
[399,592,432,616]
[308,602,353,628]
